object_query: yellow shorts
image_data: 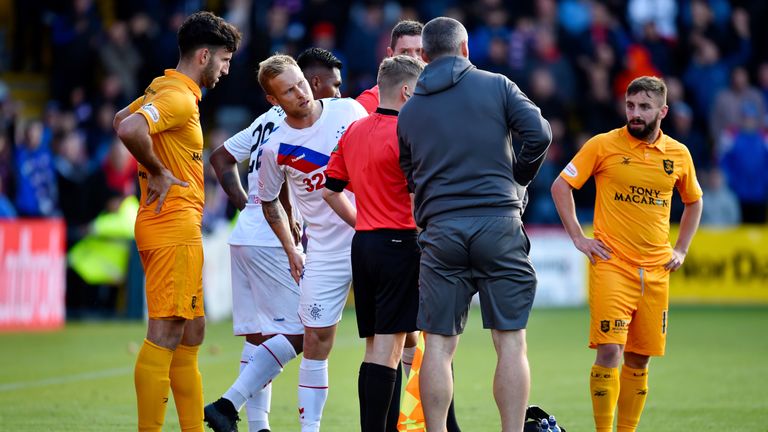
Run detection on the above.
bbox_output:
[588,257,670,356]
[139,244,204,320]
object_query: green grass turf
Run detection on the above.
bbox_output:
[1,306,766,431]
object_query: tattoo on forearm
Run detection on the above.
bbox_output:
[263,200,287,224]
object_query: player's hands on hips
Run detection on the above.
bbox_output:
[665,248,686,272]
[573,236,612,264]
[287,249,305,284]
[146,168,189,213]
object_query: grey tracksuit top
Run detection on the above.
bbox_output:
[397,55,552,227]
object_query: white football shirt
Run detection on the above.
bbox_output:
[258,98,368,254]
[223,106,286,247]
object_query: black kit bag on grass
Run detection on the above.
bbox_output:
[523,405,567,431]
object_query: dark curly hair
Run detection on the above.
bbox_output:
[177,11,241,58]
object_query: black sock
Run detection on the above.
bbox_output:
[364,362,398,432]
[385,362,403,432]
[358,362,370,431]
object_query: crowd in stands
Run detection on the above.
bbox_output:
[1,0,767,235]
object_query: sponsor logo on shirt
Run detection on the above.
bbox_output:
[600,319,628,334]
[277,143,330,174]
[140,103,160,123]
[563,162,578,177]
[614,185,669,208]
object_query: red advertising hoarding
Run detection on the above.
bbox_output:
[0,219,66,331]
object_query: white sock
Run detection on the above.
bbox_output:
[401,346,416,378]
[238,341,272,431]
[298,358,329,432]
[247,383,271,432]
[224,335,297,411]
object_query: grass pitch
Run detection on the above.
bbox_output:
[1,306,766,431]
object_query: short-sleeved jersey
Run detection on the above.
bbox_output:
[325,108,417,231]
[258,98,368,254]
[355,85,379,114]
[223,106,285,247]
[128,69,204,250]
[560,126,703,267]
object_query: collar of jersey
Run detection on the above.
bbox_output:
[164,69,202,102]
[622,126,667,153]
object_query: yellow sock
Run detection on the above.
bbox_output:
[590,364,620,432]
[170,344,204,432]
[135,339,174,432]
[617,366,649,432]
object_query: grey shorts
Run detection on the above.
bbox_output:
[417,215,536,335]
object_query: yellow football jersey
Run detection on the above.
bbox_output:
[128,69,204,250]
[561,127,703,267]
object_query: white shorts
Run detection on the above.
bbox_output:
[230,245,304,336]
[299,250,352,328]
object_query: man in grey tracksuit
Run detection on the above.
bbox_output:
[397,16,552,432]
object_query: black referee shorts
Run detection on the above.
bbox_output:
[351,229,420,338]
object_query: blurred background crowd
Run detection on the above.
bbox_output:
[0,0,767,315]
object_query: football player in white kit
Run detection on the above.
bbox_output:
[204,48,346,432]
[255,54,367,432]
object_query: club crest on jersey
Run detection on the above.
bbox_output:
[600,320,610,332]
[277,143,330,173]
[663,159,674,175]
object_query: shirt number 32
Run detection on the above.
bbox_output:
[302,172,326,192]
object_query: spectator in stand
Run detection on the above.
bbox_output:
[343,2,387,93]
[700,168,741,227]
[683,8,751,123]
[468,7,510,69]
[755,62,768,129]
[14,120,58,217]
[528,27,576,105]
[709,66,765,143]
[627,0,678,41]
[54,130,110,245]
[667,102,710,170]
[507,17,537,85]
[99,21,143,100]
[86,104,119,171]
[636,22,675,76]
[582,67,623,136]
[0,133,13,204]
[102,137,137,198]
[613,44,661,99]
[718,102,768,223]
[485,37,514,78]
[0,176,16,218]
[48,0,102,104]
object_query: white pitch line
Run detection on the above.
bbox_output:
[0,355,230,393]
[0,367,131,392]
